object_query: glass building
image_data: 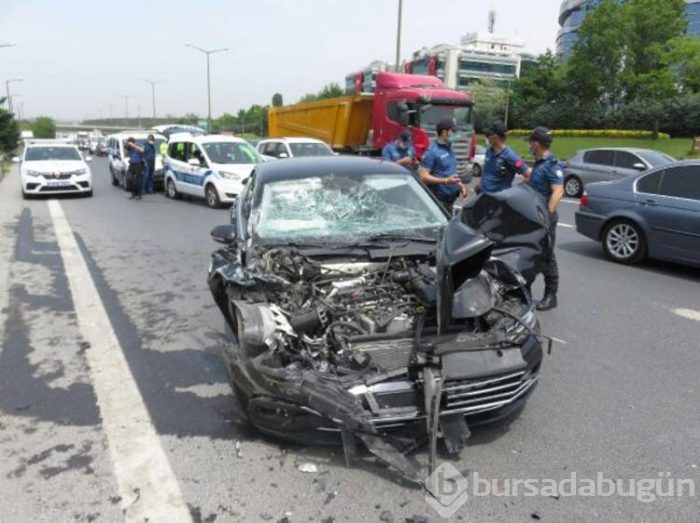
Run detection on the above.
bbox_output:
[557,0,700,60]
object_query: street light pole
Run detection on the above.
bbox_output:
[395,0,403,72]
[140,78,164,122]
[116,95,130,125]
[185,44,228,132]
[5,78,23,115]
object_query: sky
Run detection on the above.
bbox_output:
[0,0,563,121]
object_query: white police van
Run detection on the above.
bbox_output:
[106,131,167,191]
[163,134,264,208]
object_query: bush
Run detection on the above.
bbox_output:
[508,129,671,139]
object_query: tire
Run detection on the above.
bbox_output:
[472,163,482,177]
[564,175,583,198]
[205,183,222,209]
[602,219,646,264]
[166,178,181,199]
[85,190,93,198]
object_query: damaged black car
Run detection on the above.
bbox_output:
[208,156,551,482]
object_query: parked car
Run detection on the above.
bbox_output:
[207,156,548,480]
[16,142,93,198]
[575,161,700,267]
[106,132,167,191]
[256,137,335,159]
[563,148,675,198]
[164,133,264,208]
[469,144,486,177]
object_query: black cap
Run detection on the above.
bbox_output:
[399,128,412,142]
[527,126,553,147]
[436,118,457,135]
[485,121,508,138]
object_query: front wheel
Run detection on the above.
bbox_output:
[166,178,181,199]
[206,184,221,209]
[602,220,646,264]
[564,175,583,198]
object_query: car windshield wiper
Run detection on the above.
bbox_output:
[365,232,438,243]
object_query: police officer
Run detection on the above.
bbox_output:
[382,128,416,168]
[124,137,145,200]
[475,121,529,194]
[524,127,564,311]
[142,134,157,195]
[419,118,467,213]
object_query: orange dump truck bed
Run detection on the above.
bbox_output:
[268,94,374,150]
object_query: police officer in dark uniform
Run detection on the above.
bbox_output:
[125,137,145,200]
[419,118,467,213]
[382,128,416,168]
[524,127,565,311]
[142,134,157,194]
[475,121,530,194]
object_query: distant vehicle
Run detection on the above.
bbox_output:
[575,161,700,267]
[106,132,167,191]
[256,137,335,159]
[563,148,675,198]
[20,130,34,141]
[268,71,476,174]
[164,133,264,208]
[94,140,110,157]
[469,144,486,177]
[151,124,208,140]
[16,143,93,198]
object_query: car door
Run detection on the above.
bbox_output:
[635,166,700,264]
[187,143,209,197]
[614,151,646,179]
[581,149,616,184]
[167,141,196,195]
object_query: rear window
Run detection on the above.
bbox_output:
[636,170,663,194]
[637,151,675,168]
[583,150,615,166]
[659,166,700,201]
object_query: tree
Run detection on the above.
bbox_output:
[272,93,284,107]
[317,83,344,100]
[665,36,700,94]
[467,79,509,131]
[0,108,20,156]
[31,116,56,139]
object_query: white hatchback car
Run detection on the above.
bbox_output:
[163,134,264,208]
[17,142,93,198]
[256,137,335,159]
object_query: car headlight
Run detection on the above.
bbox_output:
[218,171,241,181]
[75,168,88,175]
[25,170,43,177]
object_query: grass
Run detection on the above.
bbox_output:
[481,135,700,162]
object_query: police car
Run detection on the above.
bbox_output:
[106,131,167,191]
[163,134,264,208]
[17,141,93,199]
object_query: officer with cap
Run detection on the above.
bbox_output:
[475,121,530,194]
[419,118,467,212]
[382,128,416,168]
[524,126,564,311]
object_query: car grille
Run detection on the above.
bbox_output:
[451,139,470,177]
[39,185,79,192]
[441,370,538,416]
[41,173,75,180]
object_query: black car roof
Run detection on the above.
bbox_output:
[254,156,411,184]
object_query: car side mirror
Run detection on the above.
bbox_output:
[12,156,20,163]
[211,224,237,244]
[188,158,201,167]
[277,152,289,159]
[632,162,646,171]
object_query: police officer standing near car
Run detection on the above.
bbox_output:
[524,127,565,311]
[382,128,416,169]
[419,118,467,213]
[142,134,156,195]
[125,136,145,200]
[475,121,530,194]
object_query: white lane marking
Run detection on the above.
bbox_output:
[673,308,700,322]
[48,200,191,523]
[560,198,579,205]
[550,336,568,345]
[558,223,574,229]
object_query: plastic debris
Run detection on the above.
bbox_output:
[297,463,318,473]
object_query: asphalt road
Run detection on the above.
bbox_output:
[1,159,699,522]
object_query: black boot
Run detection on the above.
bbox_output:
[536,293,557,311]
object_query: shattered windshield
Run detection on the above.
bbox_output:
[255,173,447,242]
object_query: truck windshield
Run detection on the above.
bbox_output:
[419,104,473,134]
